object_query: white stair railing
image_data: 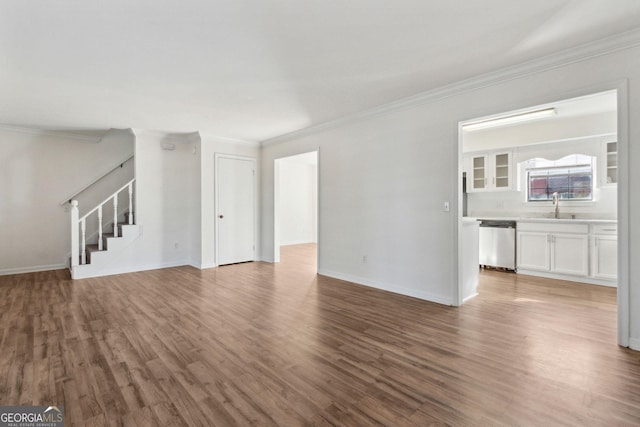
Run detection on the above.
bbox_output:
[70,179,135,267]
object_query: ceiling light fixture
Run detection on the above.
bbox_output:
[462,107,556,131]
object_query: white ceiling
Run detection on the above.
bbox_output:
[1,0,640,143]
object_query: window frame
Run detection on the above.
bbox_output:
[525,156,595,203]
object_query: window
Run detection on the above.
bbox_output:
[525,155,594,202]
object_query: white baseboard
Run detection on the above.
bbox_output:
[0,263,67,276]
[132,260,190,273]
[191,262,217,269]
[73,259,190,279]
[462,292,479,303]
[317,268,453,306]
[629,338,640,351]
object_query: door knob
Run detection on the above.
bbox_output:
[219,214,224,219]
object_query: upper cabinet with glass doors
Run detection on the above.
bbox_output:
[602,139,617,187]
[467,151,514,192]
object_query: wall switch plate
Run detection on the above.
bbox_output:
[444,201,450,212]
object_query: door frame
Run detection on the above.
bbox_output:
[273,149,319,264]
[214,153,257,266]
[456,81,630,348]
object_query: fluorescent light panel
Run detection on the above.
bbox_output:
[462,107,556,131]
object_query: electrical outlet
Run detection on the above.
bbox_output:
[443,201,450,212]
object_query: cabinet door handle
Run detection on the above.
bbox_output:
[595,237,598,246]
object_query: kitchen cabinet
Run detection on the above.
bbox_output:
[592,224,617,281]
[551,233,589,276]
[516,221,617,286]
[517,232,549,271]
[517,222,589,277]
[467,151,513,192]
[601,139,617,187]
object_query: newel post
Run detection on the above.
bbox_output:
[70,200,79,268]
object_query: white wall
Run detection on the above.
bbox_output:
[261,114,457,304]
[277,154,317,246]
[0,128,134,274]
[260,43,640,347]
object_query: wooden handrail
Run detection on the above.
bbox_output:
[78,179,135,222]
[60,155,134,205]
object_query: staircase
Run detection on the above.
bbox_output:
[69,179,141,279]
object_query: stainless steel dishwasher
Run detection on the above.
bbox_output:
[478,220,516,270]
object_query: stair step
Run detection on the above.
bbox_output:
[85,244,101,264]
[102,233,114,250]
[71,223,141,279]
[111,222,135,233]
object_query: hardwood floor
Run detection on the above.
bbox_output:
[1,244,639,426]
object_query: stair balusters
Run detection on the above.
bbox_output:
[113,195,118,238]
[128,182,134,225]
[70,200,79,268]
[81,219,87,265]
[70,178,135,267]
[98,206,103,251]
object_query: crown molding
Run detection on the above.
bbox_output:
[261,27,640,147]
[96,128,136,143]
[131,129,259,147]
[199,131,260,148]
[131,129,202,142]
[0,124,105,142]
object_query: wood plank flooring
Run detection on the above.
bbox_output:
[1,243,639,426]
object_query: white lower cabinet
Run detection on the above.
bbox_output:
[517,229,588,276]
[517,232,549,271]
[517,221,617,286]
[592,224,618,281]
[550,234,589,276]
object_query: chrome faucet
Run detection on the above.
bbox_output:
[552,192,560,219]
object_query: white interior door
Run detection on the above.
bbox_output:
[216,155,255,265]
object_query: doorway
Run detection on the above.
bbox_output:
[274,151,318,266]
[457,87,629,347]
[215,154,256,266]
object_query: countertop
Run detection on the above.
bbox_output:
[465,216,617,224]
